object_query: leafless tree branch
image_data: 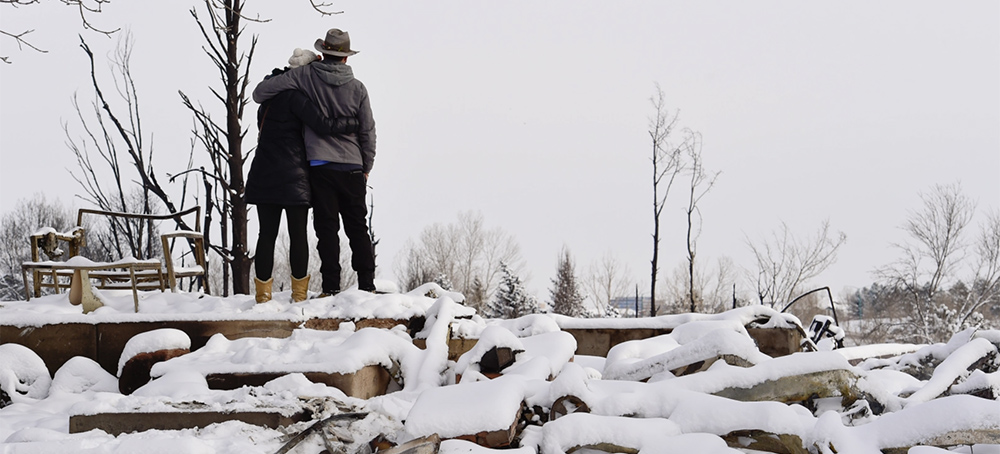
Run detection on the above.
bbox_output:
[308,0,343,16]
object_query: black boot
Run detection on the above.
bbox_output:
[358,271,376,293]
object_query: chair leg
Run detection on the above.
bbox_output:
[129,266,139,313]
[21,267,31,301]
[69,269,103,314]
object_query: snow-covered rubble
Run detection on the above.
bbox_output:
[1,287,999,453]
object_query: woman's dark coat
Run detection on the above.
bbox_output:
[246,88,356,206]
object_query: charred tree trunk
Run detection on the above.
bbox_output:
[223,0,251,294]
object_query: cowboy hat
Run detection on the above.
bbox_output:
[314,28,359,57]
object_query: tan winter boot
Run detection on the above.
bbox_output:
[254,277,273,303]
[291,275,310,302]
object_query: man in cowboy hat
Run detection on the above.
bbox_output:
[252,28,377,295]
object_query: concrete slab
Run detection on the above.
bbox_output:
[94,320,299,375]
[0,323,96,376]
[713,369,860,405]
[205,364,391,399]
[562,328,674,357]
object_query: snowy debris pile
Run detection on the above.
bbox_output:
[601,319,771,381]
[1,289,999,453]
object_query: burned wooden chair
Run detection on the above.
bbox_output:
[21,206,209,312]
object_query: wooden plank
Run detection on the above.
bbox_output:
[69,410,307,435]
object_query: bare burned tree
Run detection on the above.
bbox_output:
[746,219,847,307]
[1,0,119,63]
[647,83,686,317]
[177,0,264,296]
[67,34,199,262]
[681,129,719,313]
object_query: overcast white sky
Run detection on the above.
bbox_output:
[1,1,998,302]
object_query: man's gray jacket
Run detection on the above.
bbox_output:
[252,59,376,173]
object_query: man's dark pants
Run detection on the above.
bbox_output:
[308,166,375,292]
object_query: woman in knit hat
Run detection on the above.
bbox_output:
[245,49,359,303]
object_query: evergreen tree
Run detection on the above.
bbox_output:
[486,262,537,319]
[434,273,453,291]
[602,302,623,318]
[466,276,487,310]
[550,248,586,317]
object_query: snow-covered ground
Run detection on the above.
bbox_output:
[1,283,999,454]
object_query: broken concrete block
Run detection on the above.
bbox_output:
[604,328,767,382]
[721,429,808,454]
[117,328,192,395]
[663,352,862,407]
[549,395,590,421]
[826,395,1000,453]
[714,368,861,406]
[745,326,805,358]
[119,347,190,395]
[451,410,521,449]
[903,337,998,406]
[671,354,755,377]
[566,442,639,454]
[479,346,518,375]
[453,326,526,382]
[948,369,1000,400]
[406,376,525,448]
[204,365,391,399]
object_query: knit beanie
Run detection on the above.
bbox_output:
[288,48,318,68]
